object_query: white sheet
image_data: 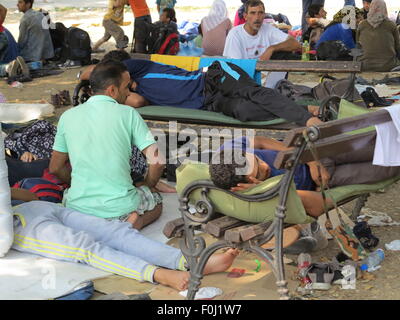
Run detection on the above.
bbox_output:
[0,190,181,299]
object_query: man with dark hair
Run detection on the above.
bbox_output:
[17,0,54,62]
[223,0,301,88]
[50,60,165,230]
[80,51,322,127]
[209,135,400,218]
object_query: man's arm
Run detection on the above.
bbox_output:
[141,143,165,189]
[18,13,29,47]
[252,136,290,151]
[49,151,71,185]
[259,36,301,61]
[125,92,149,108]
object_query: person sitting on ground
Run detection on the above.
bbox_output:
[155,7,178,31]
[357,0,400,72]
[223,0,301,88]
[80,50,323,127]
[316,6,364,51]
[11,200,239,291]
[200,0,232,56]
[92,0,130,53]
[50,60,167,230]
[362,0,372,19]
[0,55,30,78]
[156,0,177,16]
[302,4,330,49]
[209,135,400,218]
[17,0,54,63]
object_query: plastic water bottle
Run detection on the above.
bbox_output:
[301,41,310,61]
[360,248,385,272]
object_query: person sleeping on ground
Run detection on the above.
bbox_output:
[209,135,400,218]
[80,50,323,127]
[10,200,239,291]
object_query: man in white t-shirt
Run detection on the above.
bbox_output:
[223,0,301,88]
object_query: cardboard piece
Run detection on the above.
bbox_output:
[93,233,298,300]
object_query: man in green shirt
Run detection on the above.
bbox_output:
[50,60,165,230]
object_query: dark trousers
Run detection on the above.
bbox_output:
[203,61,312,126]
[321,134,400,187]
[133,15,152,53]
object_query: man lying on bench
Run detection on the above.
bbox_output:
[209,135,400,218]
[80,50,322,127]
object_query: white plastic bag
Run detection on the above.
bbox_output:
[0,124,13,257]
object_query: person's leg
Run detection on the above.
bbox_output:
[297,190,333,218]
[103,19,128,49]
[12,201,162,283]
[133,15,151,53]
[344,0,355,6]
[92,20,112,51]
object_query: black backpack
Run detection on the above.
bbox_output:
[62,27,92,65]
[146,22,180,55]
[49,22,68,61]
[317,40,352,61]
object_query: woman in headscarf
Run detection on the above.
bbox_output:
[200,0,232,56]
[356,0,400,71]
[316,6,364,50]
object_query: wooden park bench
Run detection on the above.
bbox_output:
[165,107,399,300]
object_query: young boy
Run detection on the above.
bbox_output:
[92,0,129,52]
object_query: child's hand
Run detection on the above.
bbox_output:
[20,152,38,162]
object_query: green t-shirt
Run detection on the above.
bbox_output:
[53,95,156,218]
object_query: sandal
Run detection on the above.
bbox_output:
[306,262,335,290]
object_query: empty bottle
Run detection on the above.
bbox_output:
[360,248,385,272]
[302,41,310,61]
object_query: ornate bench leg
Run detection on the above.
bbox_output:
[180,232,233,300]
[350,193,370,221]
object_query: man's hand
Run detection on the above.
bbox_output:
[308,161,330,187]
[259,46,275,61]
[20,152,38,162]
[230,176,262,192]
[306,116,323,127]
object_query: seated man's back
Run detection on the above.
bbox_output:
[18,1,54,62]
[53,95,155,219]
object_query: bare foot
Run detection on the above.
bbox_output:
[153,268,190,291]
[126,212,144,230]
[155,180,176,193]
[203,249,240,275]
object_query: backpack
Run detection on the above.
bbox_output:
[312,78,363,103]
[61,27,92,65]
[147,22,180,55]
[49,22,68,61]
[12,177,64,203]
[317,40,352,61]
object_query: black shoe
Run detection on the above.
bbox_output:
[365,87,393,107]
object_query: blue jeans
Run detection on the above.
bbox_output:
[12,201,187,283]
[302,0,325,33]
[344,0,355,6]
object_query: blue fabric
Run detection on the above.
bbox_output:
[55,281,94,300]
[220,136,315,191]
[199,57,261,85]
[2,28,19,63]
[344,0,355,6]
[124,59,205,109]
[316,23,355,49]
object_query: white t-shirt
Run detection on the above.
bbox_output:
[223,23,289,88]
[223,23,289,59]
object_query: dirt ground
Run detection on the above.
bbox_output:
[2,50,400,300]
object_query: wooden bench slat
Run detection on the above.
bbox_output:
[204,216,247,238]
[275,131,376,169]
[283,109,391,148]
